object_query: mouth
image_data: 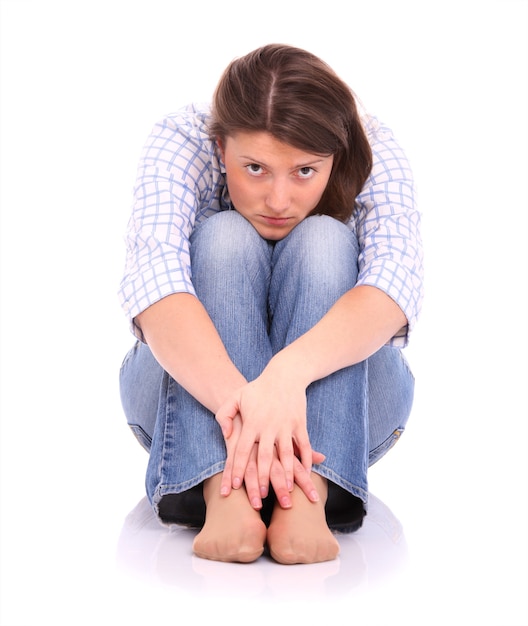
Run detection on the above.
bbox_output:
[261,215,292,227]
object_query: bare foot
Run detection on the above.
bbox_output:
[267,474,340,565]
[192,474,267,563]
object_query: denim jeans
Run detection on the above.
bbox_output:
[120,212,415,529]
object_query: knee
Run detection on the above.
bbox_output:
[367,348,415,464]
[191,211,266,268]
[119,342,162,449]
[293,215,358,253]
[276,215,359,288]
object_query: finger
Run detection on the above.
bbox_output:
[294,433,314,472]
[243,445,262,510]
[220,455,234,497]
[276,435,295,491]
[294,439,325,465]
[293,458,320,503]
[215,400,239,439]
[256,435,278,497]
[230,431,257,490]
[312,450,326,465]
[220,414,242,497]
[269,455,292,509]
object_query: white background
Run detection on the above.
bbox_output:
[0,1,527,624]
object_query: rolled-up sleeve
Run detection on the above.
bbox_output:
[118,105,225,338]
[354,119,424,347]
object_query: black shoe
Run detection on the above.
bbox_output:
[325,482,366,533]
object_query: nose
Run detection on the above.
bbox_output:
[265,179,291,213]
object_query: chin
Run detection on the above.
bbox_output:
[253,222,297,241]
[258,228,292,242]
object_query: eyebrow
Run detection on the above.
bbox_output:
[238,155,329,169]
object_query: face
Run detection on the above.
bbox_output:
[219,131,334,240]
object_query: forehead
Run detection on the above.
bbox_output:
[224,131,330,164]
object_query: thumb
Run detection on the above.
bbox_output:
[312,450,326,465]
[215,399,239,439]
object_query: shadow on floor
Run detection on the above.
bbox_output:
[116,492,408,599]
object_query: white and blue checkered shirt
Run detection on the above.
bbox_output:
[119,103,424,347]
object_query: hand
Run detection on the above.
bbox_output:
[216,373,325,506]
[221,428,325,510]
[243,444,326,510]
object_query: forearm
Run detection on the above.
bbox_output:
[136,293,247,414]
[264,285,407,387]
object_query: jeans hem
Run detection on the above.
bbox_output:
[151,461,226,511]
[312,464,369,507]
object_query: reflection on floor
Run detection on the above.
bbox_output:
[116,492,407,598]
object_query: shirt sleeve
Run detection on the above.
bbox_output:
[353,117,424,347]
[118,104,225,339]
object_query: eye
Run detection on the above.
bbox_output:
[297,167,315,179]
[245,163,264,176]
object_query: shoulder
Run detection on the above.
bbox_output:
[140,103,223,175]
[361,114,413,184]
[150,102,213,146]
[361,114,392,142]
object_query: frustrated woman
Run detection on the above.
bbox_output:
[119,44,424,564]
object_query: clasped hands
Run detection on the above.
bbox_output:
[215,373,324,511]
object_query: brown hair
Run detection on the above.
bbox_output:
[209,44,372,222]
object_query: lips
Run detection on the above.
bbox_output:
[261,216,291,226]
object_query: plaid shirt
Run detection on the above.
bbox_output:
[119,103,424,347]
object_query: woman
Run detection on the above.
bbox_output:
[119,44,423,565]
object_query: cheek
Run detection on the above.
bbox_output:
[305,181,328,209]
[226,174,255,209]
[228,178,247,203]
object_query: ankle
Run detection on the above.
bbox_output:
[310,473,329,504]
[202,474,221,503]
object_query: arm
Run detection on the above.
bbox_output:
[266,285,406,386]
[218,118,423,501]
[136,292,323,508]
[136,292,247,416]
[216,284,406,495]
[121,107,323,508]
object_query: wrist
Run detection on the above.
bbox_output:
[263,347,314,390]
[211,372,247,414]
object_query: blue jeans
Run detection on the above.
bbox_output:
[120,212,415,530]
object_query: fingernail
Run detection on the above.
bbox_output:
[280,496,292,508]
[310,490,319,502]
[233,477,242,489]
[220,485,230,496]
[287,480,293,491]
[251,497,262,509]
[260,486,268,497]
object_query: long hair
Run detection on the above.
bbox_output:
[209,44,373,222]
